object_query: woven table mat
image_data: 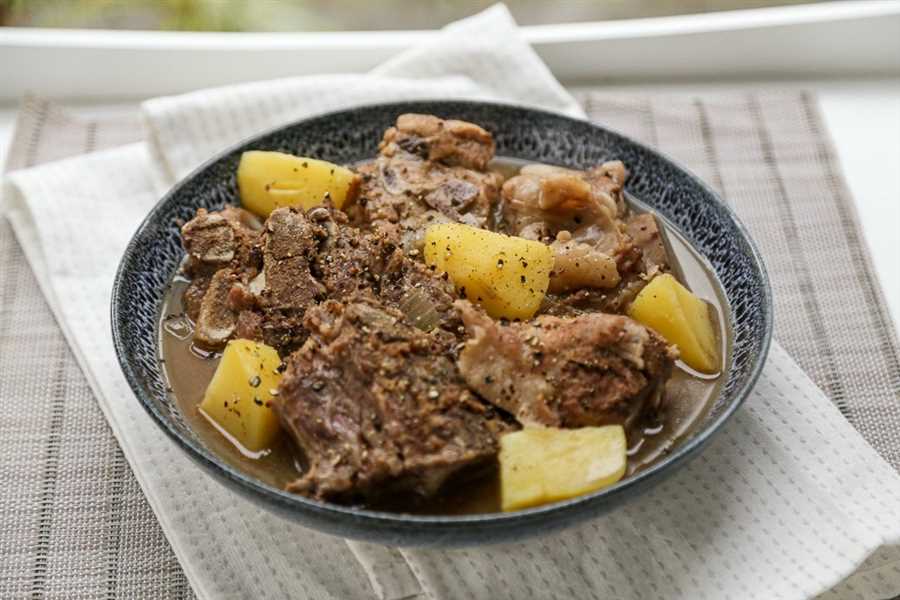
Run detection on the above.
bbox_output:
[1,98,194,599]
[1,91,899,598]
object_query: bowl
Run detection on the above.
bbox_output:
[111,100,772,547]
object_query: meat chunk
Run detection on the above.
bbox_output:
[181,206,263,348]
[249,207,346,353]
[181,206,261,277]
[625,212,668,274]
[276,298,507,501]
[499,161,638,299]
[456,302,676,431]
[500,161,677,316]
[307,206,463,342]
[380,113,495,171]
[542,212,672,317]
[233,309,263,341]
[499,162,626,246]
[259,208,324,311]
[548,235,621,294]
[350,114,503,246]
[193,269,239,348]
[182,274,210,322]
[541,277,651,317]
[181,209,235,268]
[305,206,392,298]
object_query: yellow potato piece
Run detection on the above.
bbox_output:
[500,426,627,512]
[199,339,284,453]
[237,150,360,217]
[423,223,553,320]
[628,273,719,373]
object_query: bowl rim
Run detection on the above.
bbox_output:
[111,99,773,528]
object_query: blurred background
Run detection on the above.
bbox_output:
[1,0,829,30]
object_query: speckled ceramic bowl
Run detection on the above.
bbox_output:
[112,101,772,547]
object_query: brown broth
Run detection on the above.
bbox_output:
[158,158,731,515]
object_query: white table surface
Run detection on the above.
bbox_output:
[2,78,898,335]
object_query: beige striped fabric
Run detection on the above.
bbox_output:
[1,97,194,599]
[2,89,899,598]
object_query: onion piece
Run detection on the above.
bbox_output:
[398,288,442,332]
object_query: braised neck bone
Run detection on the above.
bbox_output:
[275,299,507,501]
[500,162,637,294]
[181,206,261,279]
[181,206,263,349]
[456,301,676,431]
[381,113,496,170]
[352,113,503,244]
[500,161,676,315]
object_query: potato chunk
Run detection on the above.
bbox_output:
[237,150,360,217]
[423,223,553,320]
[627,273,719,373]
[500,426,627,512]
[199,339,284,453]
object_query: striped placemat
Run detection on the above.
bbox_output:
[1,98,193,599]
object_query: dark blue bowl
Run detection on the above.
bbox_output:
[111,100,772,547]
